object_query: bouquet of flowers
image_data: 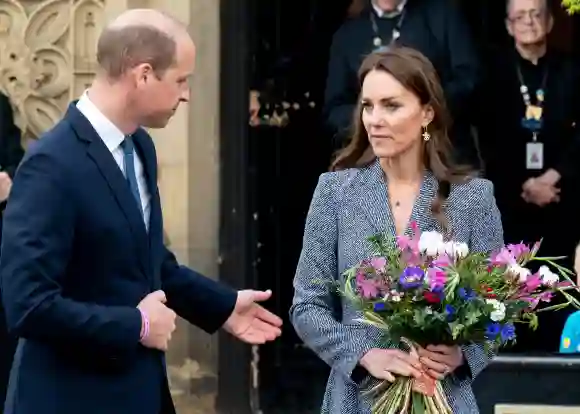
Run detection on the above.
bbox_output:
[342,222,579,414]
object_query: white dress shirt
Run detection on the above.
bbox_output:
[76,93,151,230]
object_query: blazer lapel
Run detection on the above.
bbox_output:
[65,103,150,277]
[357,159,393,235]
[355,158,440,236]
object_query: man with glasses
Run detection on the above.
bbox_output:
[475,0,580,353]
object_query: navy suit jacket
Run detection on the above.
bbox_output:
[0,103,237,414]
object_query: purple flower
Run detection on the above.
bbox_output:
[374,302,387,312]
[445,304,456,321]
[500,323,516,343]
[399,266,425,289]
[458,287,475,301]
[485,322,501,339]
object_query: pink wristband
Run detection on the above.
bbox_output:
[139,309,150,341]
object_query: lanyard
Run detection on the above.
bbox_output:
[516,62,548,141]
[370,7,406,50]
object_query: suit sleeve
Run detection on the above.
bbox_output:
[161,248,237,334]
[440,0,479,120]
[459,180,504,381]
[290,173,383,382]
[323,26,356,141]
[0,151,142,351]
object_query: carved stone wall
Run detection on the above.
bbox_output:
[0,0,104,145]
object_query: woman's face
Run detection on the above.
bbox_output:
[361,69,432,159]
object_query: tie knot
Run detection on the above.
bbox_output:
[121,136,134,155]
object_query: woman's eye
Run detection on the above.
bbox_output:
[361,102,372,112]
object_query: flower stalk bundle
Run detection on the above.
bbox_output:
[340,222,579,414]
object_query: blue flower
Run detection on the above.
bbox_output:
[399,266,425,289]
[445,304,456,321]
[500,323,516,343]
[374,302,386,312]
[459,287,475,301]
[485,322,501,340]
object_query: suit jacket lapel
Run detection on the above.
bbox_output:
[65,103,150,277]
[132,131,162,264]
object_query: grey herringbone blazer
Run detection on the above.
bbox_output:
[290,159,504,413]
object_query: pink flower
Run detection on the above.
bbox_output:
[426,267,447,291]
[523,273,542,292]
[539,291,554,303]
[396,235,412,250]
[355,272,380,299]
[507,243,530,261]
[490,247,516,266]
[432,254,451,268]
[370,256,387,272]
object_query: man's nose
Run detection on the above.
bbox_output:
[180,87,190,102]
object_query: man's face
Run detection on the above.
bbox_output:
[506,0,552,45]
[131,35,196,129]
[374,0,401,12]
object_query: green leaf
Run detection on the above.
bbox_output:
[412,392,426,414]
[448,321,465,339]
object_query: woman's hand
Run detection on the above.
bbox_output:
[359,348,423,382]
[417,345,464,380]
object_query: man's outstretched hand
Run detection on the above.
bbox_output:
[223,290,282,344]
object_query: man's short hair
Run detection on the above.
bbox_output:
[506,0,552,16]
[96,24,177,80]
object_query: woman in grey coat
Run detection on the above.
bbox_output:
[290,47,503,413]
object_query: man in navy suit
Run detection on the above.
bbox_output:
[0,9,282,414]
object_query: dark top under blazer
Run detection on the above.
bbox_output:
[0,103,237,414]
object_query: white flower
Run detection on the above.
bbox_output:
[391,295,401,302]
[507,264,531,282]
[486,299,506,322]
[419,231,445,256]
[539,265,559,286]
[444,241,469,259]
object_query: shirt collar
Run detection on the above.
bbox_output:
[76,91,125,153]
[372,0,406,18]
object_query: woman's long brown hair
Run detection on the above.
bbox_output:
[331,47,474,232]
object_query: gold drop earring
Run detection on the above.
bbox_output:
[422,125,431,141]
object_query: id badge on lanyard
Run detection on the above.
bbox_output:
[518,65,547,170]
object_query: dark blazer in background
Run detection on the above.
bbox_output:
[0,92,23,414]
[323,0,480,163]
[0,103,237,414]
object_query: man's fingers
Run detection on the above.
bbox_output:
[252,318,281,340]
[249,289,272,303]
[256,304,283,327]
[149,290,167,303]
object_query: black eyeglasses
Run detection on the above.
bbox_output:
[508,9,546,24]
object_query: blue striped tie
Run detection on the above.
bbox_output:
[120,136,143,216]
